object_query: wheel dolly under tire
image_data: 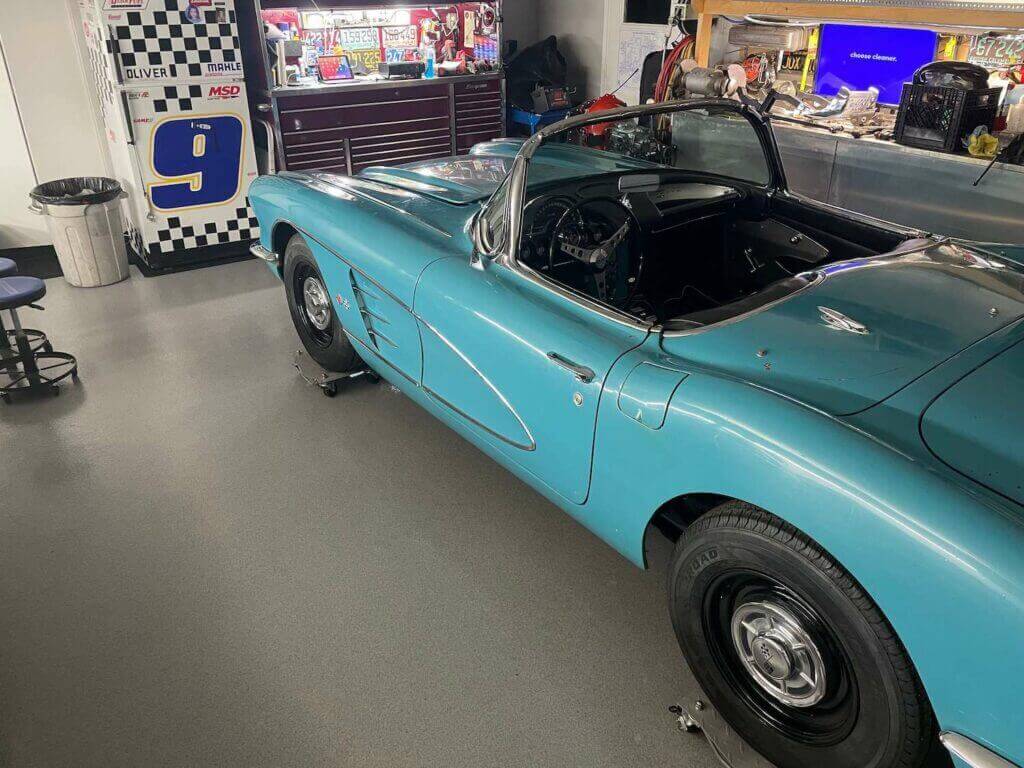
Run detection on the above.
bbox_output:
[293,349,378,397]
[671,660,778,768]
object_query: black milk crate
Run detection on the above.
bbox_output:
[894,83,1002,153]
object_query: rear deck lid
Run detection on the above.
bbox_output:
[663,243,1024,415]
[921,339,1024,506]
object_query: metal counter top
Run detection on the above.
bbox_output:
[774,118,1024,176]
[771,120,1024,243]
[270,71,502,98]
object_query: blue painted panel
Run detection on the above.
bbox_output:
[617,363,689,430]
[922,339,1024,506]
[664,246,1024,415]
[416,257,649,504]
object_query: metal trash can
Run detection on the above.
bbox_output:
[29,177,130,288]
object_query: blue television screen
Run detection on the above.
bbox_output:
[815,24,939,105]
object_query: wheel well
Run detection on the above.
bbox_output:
[644,493,734,563]
[271,221,298,276]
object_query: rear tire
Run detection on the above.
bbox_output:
[668,501,937,768]
[283,234,361,374]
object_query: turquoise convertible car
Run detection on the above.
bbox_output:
[249,99,1023,768]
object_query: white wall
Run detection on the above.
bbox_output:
[0,0,110,248]
[535,0,608,99]
[0,42,47,250]
[503,0,540,52]
[0,0,109,182]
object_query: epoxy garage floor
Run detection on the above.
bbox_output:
[0,261,717,768]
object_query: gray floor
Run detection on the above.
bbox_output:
[0,261,717,768]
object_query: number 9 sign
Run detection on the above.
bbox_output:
[148,114,245,211]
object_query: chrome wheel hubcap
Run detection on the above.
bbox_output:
[731,601,827,708]
[302,276,331,331]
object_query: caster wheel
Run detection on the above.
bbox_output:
[44,342,53,354]
[71,369,80,383]
[1,393,10,404]
[322,383,338,398]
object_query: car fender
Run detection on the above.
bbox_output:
[249,173,464,308]
[583,344,1024,764]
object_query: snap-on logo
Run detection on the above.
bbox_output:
[209,85,241,98]
[688,547,719,576]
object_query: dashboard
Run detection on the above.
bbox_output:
[517,177,744,314]
[520,179,743,267]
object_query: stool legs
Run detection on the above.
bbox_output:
[9,309,41,386]
[0,307,77,403]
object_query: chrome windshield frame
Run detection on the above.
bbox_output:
[475,98,784,269]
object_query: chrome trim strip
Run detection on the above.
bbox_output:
[250,242,279,266]
[368,327,397,348]
[345,329,537,453]
[351,283,384,304]
[417,318,537,452]
[280,95,448,115]
[660,238,946,338]
[343,330,417,386]
[282,115,448,136]
[422,385,537,452]
[509,259,657,332]
[359,306,390,325]
[941,733,1019,768]
[352,131,453,151]
[351,142,452,162]
[661,271,826,338]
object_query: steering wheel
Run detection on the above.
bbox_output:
[548,197,644,307]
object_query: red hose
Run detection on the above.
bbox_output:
[655,36,694,103]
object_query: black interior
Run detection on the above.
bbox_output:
[517,172,908,328]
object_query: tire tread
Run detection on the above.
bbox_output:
[681,501,936,768]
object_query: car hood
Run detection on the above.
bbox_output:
[663,242,1024,415]
[921,339,1024,506]
[357,140,661,204]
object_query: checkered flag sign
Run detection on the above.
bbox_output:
[153,84,203,114]
[155,204,259,254]
[110,1,242,81]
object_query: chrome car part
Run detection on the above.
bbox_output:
[941,733,1019,768]
[818,306,870,335]
[303,276,332,331]
[730,601,828,708]
[250,241,279,267]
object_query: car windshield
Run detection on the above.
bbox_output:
[480,103,771,253]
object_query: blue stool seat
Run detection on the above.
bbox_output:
[0,258,16,277]
[0,276,46,311]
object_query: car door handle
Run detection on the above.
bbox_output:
[547,352,596,383]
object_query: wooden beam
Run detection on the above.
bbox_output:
[695,13,714,66]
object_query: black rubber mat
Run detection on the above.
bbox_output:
[0,246,63,280]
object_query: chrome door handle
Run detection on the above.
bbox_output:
[547,352,596,383]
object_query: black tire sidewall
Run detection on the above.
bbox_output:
[669,521,915,768]
[283,235,361,374]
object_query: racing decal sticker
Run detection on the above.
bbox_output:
[147,113,245,212]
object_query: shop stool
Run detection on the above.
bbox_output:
[0,258,50,363]
[0,276,77,402]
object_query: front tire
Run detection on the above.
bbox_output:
[283,234,361,374]
[668,501,937,768]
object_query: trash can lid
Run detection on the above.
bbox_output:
[30,177,122,206]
